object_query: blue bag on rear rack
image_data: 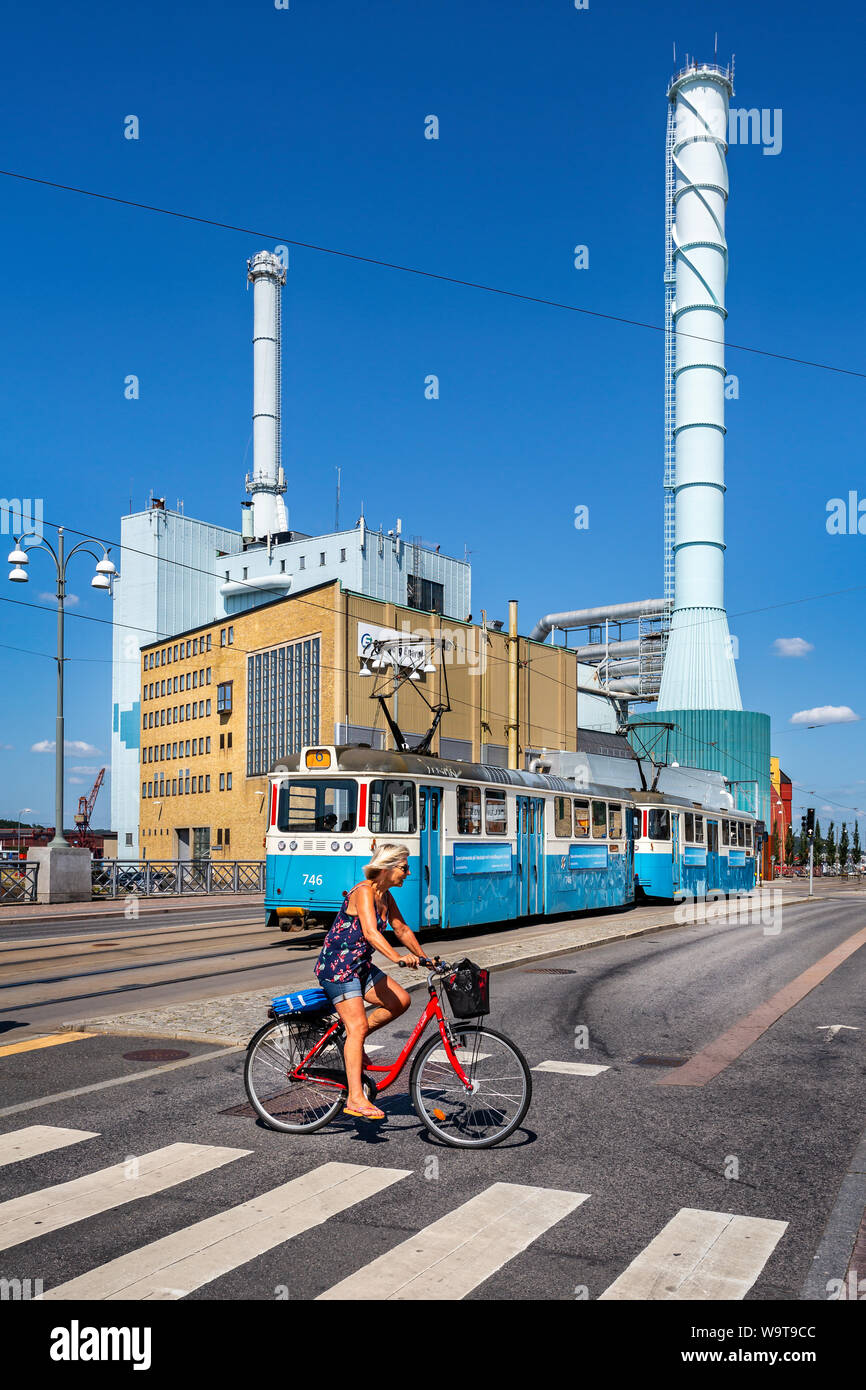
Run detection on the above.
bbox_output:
[270,987,330,1018]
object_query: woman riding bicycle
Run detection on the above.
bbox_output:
[314,843,428,1121]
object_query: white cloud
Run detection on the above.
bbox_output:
[68,765,103,777]
[39,591,79,606]
[773,637,813,658]
[0,743,12,751]
[31,739,101,754]
[790,706,860,727]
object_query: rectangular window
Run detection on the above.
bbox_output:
[227,731,232,749]
[219,734,225,750]
[193,638,198,655]
[738,821,746,847]
[207,634,211,651]
[218,682,232,713]
[745,823,753,849]
[694,816,705,844]
[485,789,507,836]
[186,641,191,657]
[456,784,482,836]
[721,819,729,847]
[281,559,286,573]
[648,808,671,841]
[225,828,230,847]
[192,671,197,688]
[573,799,590,838]
[226,772,232,790]
[227,626,233,644]
[206,737,211,753]
[172,779,177,795]
[591,800,608,840]
[206,668,211,684]
[554,796,572,838]
[684,812,694,841]
[142,713,147,730]
[205,775,210,791]
[216,828,223,846]
[277,779,358,832]
[200,701,205,717]
[369,779,417,834]
[299,556,305,570]
[608,804,623,839]
[219,773,225,791]
[174,644,178,660]
[319,552,326,566]
[407,574,444,614]
[340,548,346,562]
[142,783,147,798]
[220,629,226,646]
[198,776,203,792]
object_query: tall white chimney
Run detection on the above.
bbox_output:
[246,250,289,538]
[658,61,742,712]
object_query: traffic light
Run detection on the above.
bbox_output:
[806,808,815,838]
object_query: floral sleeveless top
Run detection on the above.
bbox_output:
[315,888,391,984]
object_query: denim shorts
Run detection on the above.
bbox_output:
[319,965,386,1007]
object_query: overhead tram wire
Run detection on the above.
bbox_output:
[2,169,865,381]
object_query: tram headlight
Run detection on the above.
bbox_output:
[344,841,353,851]
[278,840,286,851]
[288,840,297,851]
[330,841,340,852]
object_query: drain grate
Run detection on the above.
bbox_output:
[524,968,577,975]
[123,1049,190,1062]
[632,1055,689,1068]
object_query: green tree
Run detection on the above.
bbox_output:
[825,820,836,870]
[839,823,850,872]
[853,822,862,869]
[814,818,823,863]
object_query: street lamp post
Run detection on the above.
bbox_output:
[17,807,33,859]
[8,526,116,898]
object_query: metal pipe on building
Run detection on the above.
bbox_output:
[246,251,289,540]
[507,599,519,769]
[571,635,662,662]
[657,62,742,712]
[529,599,666,644]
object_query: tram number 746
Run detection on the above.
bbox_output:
[302,874,324,886]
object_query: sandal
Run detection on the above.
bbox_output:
[343,1104,385,1121]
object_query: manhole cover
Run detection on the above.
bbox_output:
[123,1049,190,1062]
[632,1055,688,1067]
[524,968,577,975]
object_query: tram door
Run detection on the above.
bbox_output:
[670,813,681,895]
[419,786,442,927]
[706,820,720,890]
[516,796,544,916]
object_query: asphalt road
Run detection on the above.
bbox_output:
[0,891,863,1307]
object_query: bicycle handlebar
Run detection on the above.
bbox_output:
[396,956,448,972]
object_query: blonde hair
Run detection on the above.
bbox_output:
[364,843,409,880]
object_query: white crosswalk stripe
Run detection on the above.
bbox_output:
[0,1143,249,1252]
[0,1125,98,1167]
[532,1061,609,1076]
[598,1208,788,1300]
[317,1181,588,1300]
[44,1162,410,1301]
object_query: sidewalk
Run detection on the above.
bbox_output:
[60,885,831,1048]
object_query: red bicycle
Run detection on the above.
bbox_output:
[244,958,532,1148]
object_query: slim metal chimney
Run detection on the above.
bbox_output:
[657,61,742,711]
[246,251,289,538]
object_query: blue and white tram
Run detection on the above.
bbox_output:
[632,791,757,900]
[264,745,639,930]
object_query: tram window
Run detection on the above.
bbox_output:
[721,819,729,847]
[694,816,705,844]
[648,808,671,841]
[737,821,745,847]
[573,800,590,838]
[456,785,482,836]
[370,779,417,834]
[554,796,572,838]
[486,790,507,836]
[608,804,623,839]
[745,823,752,849]
[277,779,358,833]
[684,812,694,841]
[419,792,439,832]
[591,800,608,840]
[629,808,641,838]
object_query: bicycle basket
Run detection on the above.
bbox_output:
[270,987,330,1018]
[443,959,490,1018]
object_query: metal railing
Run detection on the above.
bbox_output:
[90,860,265,898]
[0,863,40,904]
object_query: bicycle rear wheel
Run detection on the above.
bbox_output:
[244,1015,346,1133]
[409,1025,532,1148]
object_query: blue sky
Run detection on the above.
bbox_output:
[1,0,863,838]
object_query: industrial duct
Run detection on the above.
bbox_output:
[529,599,667,644]
[246,251,289,540]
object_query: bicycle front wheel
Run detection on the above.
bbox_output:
[409,1025,532,1148]
[244,1016,346,1133]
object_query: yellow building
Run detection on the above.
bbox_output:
[138,582,579,861]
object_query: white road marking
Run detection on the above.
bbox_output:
[317,1182,588,1300]
[426,1048,491,1063]
[0,1125,99,1168]
[0,1143,249,1252]
[598,1208,788,1300]
[816,1025,860,1040]
[532,1061,609,1077]
[44,1163,410,1300]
